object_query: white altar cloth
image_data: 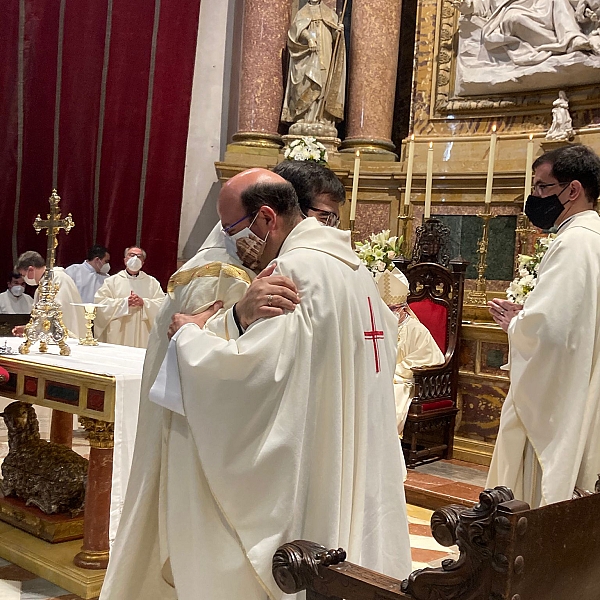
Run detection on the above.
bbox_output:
[0,337,145,545]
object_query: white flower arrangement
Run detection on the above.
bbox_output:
[355,230,403,274]
[283,137,328,164]
[506,235,555,304]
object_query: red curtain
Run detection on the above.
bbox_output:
[0,0,202,288]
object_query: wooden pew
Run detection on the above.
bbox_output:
[273,486,600,600]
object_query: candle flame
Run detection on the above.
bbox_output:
[429,141,433,149]
[410,134,414,141]
[529,133,533,140]
[492,125,497,133]
[355,150,360,158]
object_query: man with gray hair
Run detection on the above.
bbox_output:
[94,246,164,348]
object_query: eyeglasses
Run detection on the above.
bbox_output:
[221,212,257,236]
[307,206,340,228]
[531,181,571,195]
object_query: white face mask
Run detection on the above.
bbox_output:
[100,262,110,274]
[126,256,143,272]
[223,215,268,271]
[23,274,37,287]
[10,285,24,297]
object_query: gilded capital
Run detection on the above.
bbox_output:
[79,417,114,448]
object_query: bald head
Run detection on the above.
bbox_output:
[219,168,287,207]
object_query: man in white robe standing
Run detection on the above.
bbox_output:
[487,144,600,507]
[65,244,111,303]
[0,272,33,314]
[13,251,86,338]
[100,170,411,600]
[94,247,165,348]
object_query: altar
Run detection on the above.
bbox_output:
[0,337,145,598]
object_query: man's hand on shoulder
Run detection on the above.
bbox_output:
[488,298,523,332]
[167,301,223,340]
[12,325,25,337]
[235,263,300,330]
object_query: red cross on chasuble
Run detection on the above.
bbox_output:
[364,297,384,373]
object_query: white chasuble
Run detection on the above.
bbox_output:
[94,270,165,348]
[33,267,86,338]
[394,316,445,432]
[100,225,255,600]
[487,211,600,507]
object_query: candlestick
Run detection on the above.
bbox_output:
[466,207,496,306]
[404,135,415,207]
[424,142,434,219]
[485,125,497,204]
[350,150,360,227]
[524,133,534,207]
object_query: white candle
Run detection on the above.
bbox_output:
[350,150,360,222]
[485,125,497,204]
[424,142,434,219]
[524,134,534,208]
[404,135,415,207]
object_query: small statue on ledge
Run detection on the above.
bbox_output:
[545,91,575,142]
[0,402,88,515]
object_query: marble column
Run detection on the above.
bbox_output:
[232,0,290,149]
[341,0,402,158]
[49,409,73,447]
[74,418,114,570]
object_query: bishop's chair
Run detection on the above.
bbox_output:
[394,219,467,467]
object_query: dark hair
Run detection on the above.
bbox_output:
[241,181,301,221]
[533,144,600,205]
[8,272,21,282]
[15,251,45,271]
[272,161,346,214]
[87,244,109,261]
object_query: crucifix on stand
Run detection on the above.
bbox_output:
[19,190,75,357]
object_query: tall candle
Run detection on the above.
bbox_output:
[404,135,415,207]
[524,134,534,208]
[424,142,434,219]
[485,125,497,204]
[350,150,360,222]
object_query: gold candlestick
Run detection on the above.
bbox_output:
[514,213,537,276]
[466,205,495,306]
[397,202,414,257]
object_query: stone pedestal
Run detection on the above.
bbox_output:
[49,410,73,447]
[232,0,290,149]
[341,0,402,159]
[73,418,114,570]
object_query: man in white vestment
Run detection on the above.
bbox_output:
[0,272,33,314]
[13,251,86,338]
[375,269,445,433]
[487,144,600,507]
[94,247,165,348]
[65,244,111,303]
[100,170,411,600]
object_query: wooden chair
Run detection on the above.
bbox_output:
[273,483,600,600]
[394,218,467,467]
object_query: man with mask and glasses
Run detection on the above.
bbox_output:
[101,168,411,600]
[65,244,111,304]
[94,246,165,348]
[487,144,600,507]
[0,272,33,315]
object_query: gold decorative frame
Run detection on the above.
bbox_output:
[430,0,600,119]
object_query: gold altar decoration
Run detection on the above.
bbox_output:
[466,205,495,306]
[73,304,101,346]
[20,190,75,357]
[514,213,537,276]
[78,418,114,449]
[398,202,415,258]
[0,401,88,515]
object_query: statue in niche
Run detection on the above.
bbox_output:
[545,91,575,141]
[281,0,346,139]
[451,0,600,95]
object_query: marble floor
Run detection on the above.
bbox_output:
[0,402,472,599]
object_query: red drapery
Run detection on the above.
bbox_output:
[0,0,201,288]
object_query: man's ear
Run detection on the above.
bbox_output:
[259,205,277,231]
[569,180,584,202]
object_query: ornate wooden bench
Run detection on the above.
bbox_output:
[273,485,600,600]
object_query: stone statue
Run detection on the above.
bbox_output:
[545,91,575,141]
[281,0,346,138]
[452,0,600,95]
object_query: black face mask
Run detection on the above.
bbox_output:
[525,193,568,230]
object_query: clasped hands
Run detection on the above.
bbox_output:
[128,292,144,308]
[488,298,523,332]
[167,264,300,340]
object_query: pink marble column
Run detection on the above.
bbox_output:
[50,410,73,447]
[341,0,402,158]
[233,0,290,149]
